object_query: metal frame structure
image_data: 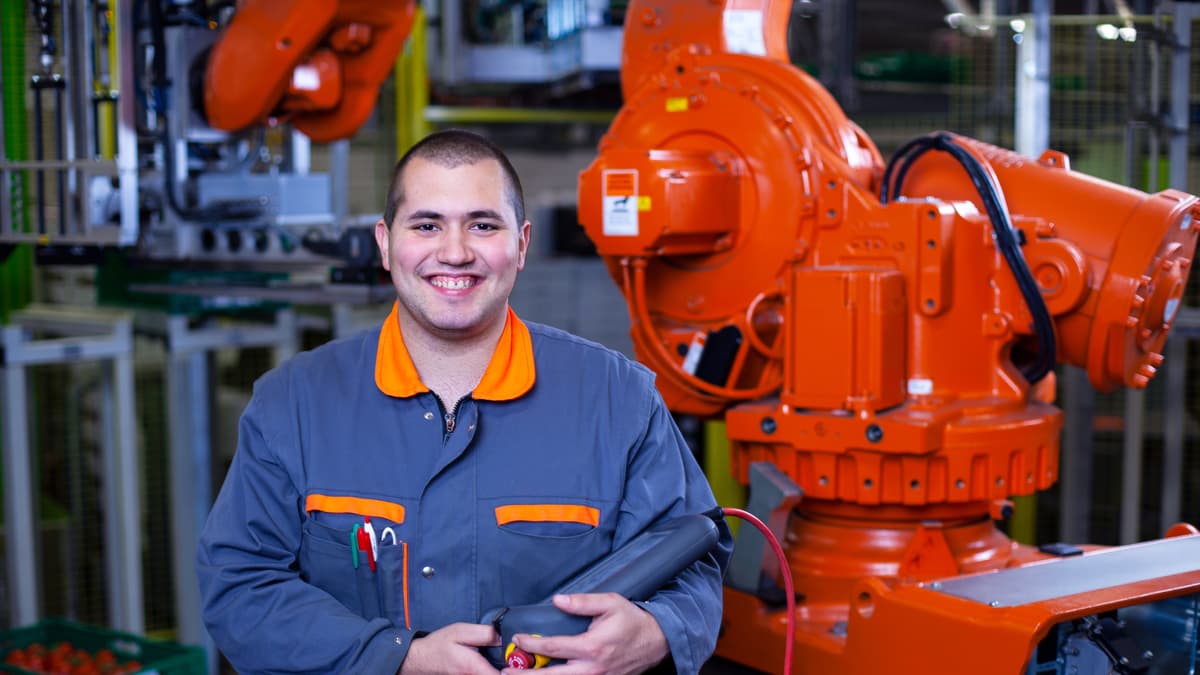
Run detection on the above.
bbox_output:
[1,0,361,263]
[134,309,299,675]
[0,305,141,633]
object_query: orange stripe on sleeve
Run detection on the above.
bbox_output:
[494,504,600,527]
[305,494,406,524]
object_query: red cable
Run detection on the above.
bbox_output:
[721,507,795,675]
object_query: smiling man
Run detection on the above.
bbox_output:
[197,130,731,675]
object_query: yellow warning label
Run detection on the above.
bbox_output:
[638,196,652,211]
[665,97,689,112]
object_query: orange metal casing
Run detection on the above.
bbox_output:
[721,533,1200,675]
[784,267,906,412]
[204,0,415,142]
[577,149,741,257]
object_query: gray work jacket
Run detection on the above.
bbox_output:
[197,305,731,674]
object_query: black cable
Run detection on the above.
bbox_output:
[143,0,196,219]
[879,135,939,204]
[881,132,1057,384]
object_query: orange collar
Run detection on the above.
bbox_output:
[374,301,535,401]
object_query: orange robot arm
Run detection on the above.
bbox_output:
[202,0,415,143]
[579,1,1200,673]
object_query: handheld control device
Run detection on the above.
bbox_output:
[478,512,722,669]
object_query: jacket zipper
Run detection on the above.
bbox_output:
[443,397,466,436]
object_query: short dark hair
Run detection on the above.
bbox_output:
[383,129,525,228]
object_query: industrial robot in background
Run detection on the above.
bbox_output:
[579,1,1200,673]
[199,0,414,143]
[3,0,415,265]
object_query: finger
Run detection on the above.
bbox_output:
[511,631,589,662]
[447,622,502,647]
[461,648,503,675]
[552,592,625,617]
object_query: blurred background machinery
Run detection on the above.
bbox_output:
[1,0,412,268]
[0,0,624,270]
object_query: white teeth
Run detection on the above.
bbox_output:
[431,277,474,290]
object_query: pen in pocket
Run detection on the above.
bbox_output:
[354,521,376,571]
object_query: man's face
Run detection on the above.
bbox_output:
[375,157,530,343]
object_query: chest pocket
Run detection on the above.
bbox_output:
[480,500,615,608]
[299,518,370,615]
[299,495,412,626]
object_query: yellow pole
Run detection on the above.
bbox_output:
[704,421,745,535]
[394,6,430,158]
[1010,494,1036,545]
[97,5,117,159]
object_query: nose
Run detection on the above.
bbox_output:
[437,226,473,265]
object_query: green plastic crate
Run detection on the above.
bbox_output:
[0,619,205,675]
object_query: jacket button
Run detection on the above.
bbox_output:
[421,565,435,578]
[423,412,434,421]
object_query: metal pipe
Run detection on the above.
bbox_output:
[440,0,461,85]
[330,140,349,223]
[1,327,40,626]
[32,79,47,234]
[105,320,144,633]
[54,81,66,235]
[1061,366,1095,543]
[116,0,138,245]
[165,318,213,665]
[1160,1,1195,534]
[1120,388,1145,543]
[66,0,95,232]
[1015,1,1051,157]
[1118,10,1154,546]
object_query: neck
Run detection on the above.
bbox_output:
[398,308,508,408]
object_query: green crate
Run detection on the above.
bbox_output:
[0,619,205,675]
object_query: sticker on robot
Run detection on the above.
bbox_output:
[603,169,639,236]
[907,378,933,396]
[723,10,766,56]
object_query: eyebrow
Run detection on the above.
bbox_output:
[466,209,506,221]
[404,209,507,222]
[406,209,444,222]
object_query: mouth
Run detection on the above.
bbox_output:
[427,275,478,291]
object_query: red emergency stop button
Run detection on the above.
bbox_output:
[504,642,549,669]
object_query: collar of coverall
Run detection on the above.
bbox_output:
[374,300,536,401]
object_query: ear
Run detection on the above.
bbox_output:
[374,218,391,271]
[516,220,532,271]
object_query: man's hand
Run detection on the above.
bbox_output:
[399,622,501,675]
[503,593,669,675]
